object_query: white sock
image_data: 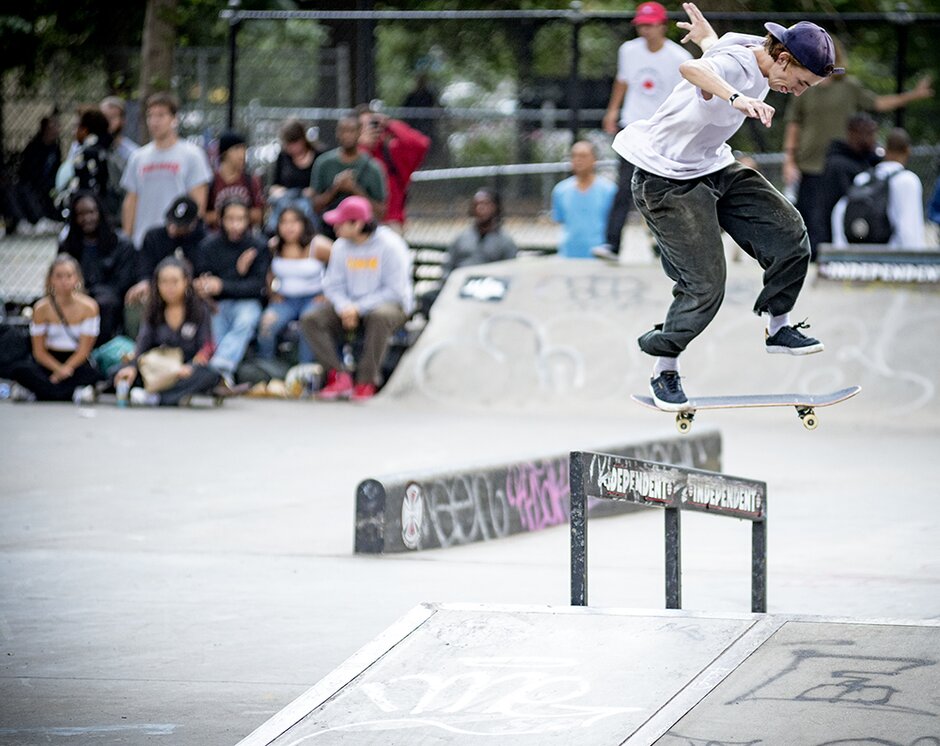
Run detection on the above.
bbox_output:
[653,356,680,377]
[767,312,790,336]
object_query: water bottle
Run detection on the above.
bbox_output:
[116,379,130,408]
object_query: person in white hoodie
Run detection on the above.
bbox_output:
[300,196,413,401]
[831,127,925,250]
[613,3,843,410]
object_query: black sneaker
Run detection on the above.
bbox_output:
[765,320,824,355]
[649,370,688,411]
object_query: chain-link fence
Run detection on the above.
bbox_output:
[3,9,940,305]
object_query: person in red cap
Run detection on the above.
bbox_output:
[595,1,692,262]
[299,196,414,401]
[613,3,844,410]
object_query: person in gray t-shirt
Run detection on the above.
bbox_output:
[120,92,212,249]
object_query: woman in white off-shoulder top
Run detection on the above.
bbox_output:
[10,254,102,401]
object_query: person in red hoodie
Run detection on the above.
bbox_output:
[356,104,430,233]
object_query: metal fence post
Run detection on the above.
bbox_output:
[227,11,241,130]
[751,520,767,613]
[664,507,682,609]
[569,451,588,606]
[568,1,583,142]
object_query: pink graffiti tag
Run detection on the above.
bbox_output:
[505,460,570,531]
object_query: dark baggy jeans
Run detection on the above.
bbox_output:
[605,155,636,252]
[632,161,810,358]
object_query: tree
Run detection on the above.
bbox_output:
[139,0,179,141]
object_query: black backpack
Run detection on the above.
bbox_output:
[842,168,900,244]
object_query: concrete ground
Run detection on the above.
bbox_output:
[3,228,940,743]
[1,390,939,744]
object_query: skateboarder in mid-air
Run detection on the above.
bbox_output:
[614,3,844,410]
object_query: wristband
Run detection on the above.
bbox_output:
[728,93,741,106]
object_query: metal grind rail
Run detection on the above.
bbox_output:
[569,450,767,613]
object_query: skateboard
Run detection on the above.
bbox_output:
[631,385,861,434]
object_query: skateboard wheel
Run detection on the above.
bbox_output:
[675,413,693,434]
[797,406,817,430]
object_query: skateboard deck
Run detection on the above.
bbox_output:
[631,385,861,434]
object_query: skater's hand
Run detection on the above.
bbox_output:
[732,95,775,127]
[178,364,193,379]
[783,157,801,187]
[678,3,718,51]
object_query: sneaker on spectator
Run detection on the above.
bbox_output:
[130,387,160,406]
[72,385,96,405]
[316,370,353,401]
[211,381,251,398]
[765,321,824,355]
[649,370,688,411]
[10,383,36,402]
[350,382,377,401]
[591,244,619,263]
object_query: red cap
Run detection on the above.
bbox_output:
[633,1,668,25]
[323,196,373,226]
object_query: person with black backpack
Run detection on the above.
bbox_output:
[831,128,925,249]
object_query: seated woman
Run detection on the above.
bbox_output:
[10,254,101,401]
[257,207,329,364]
[264,118,322,235]
[60,190,136,343]
[114,257,221,406]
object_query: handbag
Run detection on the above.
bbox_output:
[137,346,184,393]
[91,335,136,376]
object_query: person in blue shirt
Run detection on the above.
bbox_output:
[551,141,617,259]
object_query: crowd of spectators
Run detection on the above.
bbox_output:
[1,90,505,406]
[3,11,940,406]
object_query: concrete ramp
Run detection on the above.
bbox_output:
[238,603,940,745]
[385,258,940,424]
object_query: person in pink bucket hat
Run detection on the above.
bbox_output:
[299,196,414,401]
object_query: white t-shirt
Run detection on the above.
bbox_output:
[831,160,926,249]
[121,139,212,248]
[617,37,692,127]
[614,33,769,180]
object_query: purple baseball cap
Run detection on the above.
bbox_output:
[764,21,845,78]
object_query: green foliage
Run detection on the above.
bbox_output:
[234,20,329,107]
